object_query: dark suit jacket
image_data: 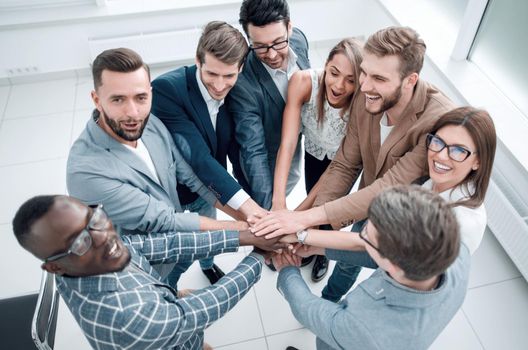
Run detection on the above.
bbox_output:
[151,65,248,206]
[226,27,311,209]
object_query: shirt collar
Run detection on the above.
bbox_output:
[358,268,449,308]
[262,47,298,77]
[422,179,475,202]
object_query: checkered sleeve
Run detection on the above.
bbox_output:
[114,254,262,349]
[122,230,240,265]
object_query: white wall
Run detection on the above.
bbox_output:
[0,0,394,81]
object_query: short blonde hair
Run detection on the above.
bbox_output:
[365,26,426,78]
[196,21,248,68]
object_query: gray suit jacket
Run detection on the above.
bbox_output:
[67,111,216,235]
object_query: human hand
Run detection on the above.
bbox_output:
[279,234,298,244]
[239,230,286,251]
[239,199,268,221]
[292,244,325,258]
[233,220,249,231]
[271,250,302,272]
[246,211,266,228]
[250,210,306,239]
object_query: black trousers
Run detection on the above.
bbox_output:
[304,151,331,194]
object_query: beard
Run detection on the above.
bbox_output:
[101,107,149,142]
[366,83,402,115]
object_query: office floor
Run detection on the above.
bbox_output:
[0,45,527,349]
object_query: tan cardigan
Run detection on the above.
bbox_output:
[314,79,455,228]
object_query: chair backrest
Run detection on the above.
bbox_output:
[0,293,39,349]
[31,271,60,350]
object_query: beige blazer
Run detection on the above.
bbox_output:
[314,79,455,228]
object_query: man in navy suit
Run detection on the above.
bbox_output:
[152,21,267,284]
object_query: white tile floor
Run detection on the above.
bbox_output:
[0,46,527,350]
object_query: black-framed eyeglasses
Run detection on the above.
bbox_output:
[426,133,475,162]
[359,225,380,252]
[250,36,289,54]
[44,204,108,263]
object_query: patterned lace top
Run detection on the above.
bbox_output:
[300,69,349,160]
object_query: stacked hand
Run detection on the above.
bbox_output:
[248,210,306,239]
[264,243,324,272]
[246,212,325,272]
[270,249,302,271]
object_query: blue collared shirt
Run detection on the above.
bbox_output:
[56,230,263,349]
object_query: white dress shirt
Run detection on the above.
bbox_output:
[196,68,224,131]
[262,47,299,101]
[196,68,250,210]
[123,139,161,184]
[380,113,395,145]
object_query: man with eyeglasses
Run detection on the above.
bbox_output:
[273,186,470,350]
[252,26,456,300]
[226,0,310,211]
[12,195,285,350]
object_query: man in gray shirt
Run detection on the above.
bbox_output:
[274,185,469,350]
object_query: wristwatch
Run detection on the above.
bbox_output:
[296,229,308,244]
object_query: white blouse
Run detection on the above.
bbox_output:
[423,179,487,255]
[300,69,348,161]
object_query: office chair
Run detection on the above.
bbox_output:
[32,271,60,350]
[0,293,39,349]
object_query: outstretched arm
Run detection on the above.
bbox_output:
[116,253,266,349]
[272,71,312,211]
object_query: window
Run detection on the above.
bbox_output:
[469,0,528,118]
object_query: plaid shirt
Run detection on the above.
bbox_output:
[56,230,263,349]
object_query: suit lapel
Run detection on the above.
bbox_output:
[369,112,383,173]
[248,53,285,110]
[374,82,427,176]
[141,121,171,189]
[374,116,417,177]
[88,113,161,186]
[187,66,218,153]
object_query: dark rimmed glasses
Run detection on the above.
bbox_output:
[250,36,289,54]
[359,224,380,252]
[44,204,108,262]
[426,133,475,162]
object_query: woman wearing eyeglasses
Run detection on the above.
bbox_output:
[421,106,496,253]
[271,38,363,211]
[288,106,497,256]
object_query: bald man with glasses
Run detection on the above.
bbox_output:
[12,195,285,349]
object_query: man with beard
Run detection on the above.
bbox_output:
[251,26,456,302]
[12,195,285,350]
[67,48,247,288]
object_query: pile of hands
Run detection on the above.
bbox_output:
[240,210,323,272]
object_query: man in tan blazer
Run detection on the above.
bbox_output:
[251,26,456,301]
